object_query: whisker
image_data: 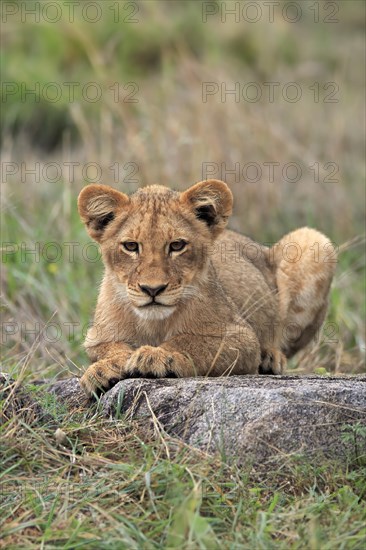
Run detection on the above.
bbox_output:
[239,287,278,319]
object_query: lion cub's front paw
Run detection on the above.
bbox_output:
[80,359,122,397]
[259,348,287,375]
[125,346,179,378]
[80,347,184,397]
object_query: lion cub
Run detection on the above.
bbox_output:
[78,179,336,396]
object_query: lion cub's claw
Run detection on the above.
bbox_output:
[80,359,122,398]
[259,349,287,375]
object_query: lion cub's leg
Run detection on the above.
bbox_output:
[258,312,287,375]
[273,227,337,358]
[80,342,134,397]
[259,347,287,375]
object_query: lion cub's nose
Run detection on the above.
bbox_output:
[139,283,168,297]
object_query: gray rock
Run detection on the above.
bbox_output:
[100,375,366,463]
[49,376,89,408]
[2,372,366,463]
[0,373,52,425]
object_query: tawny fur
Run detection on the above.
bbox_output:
[77,180,337,396]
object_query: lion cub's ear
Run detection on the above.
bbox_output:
[78,184,129,241]
[180,179,233,237]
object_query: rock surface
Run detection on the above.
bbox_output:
[48,374,366,463]
[2,373,366,463]
[0,373,52,425]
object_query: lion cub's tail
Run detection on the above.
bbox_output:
[271,227,337,358]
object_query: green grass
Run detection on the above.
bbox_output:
[1,396,366,549]
[1,1,365,547]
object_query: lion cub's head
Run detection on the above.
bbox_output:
[78,180,232,320]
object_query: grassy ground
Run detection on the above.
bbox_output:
[1,387,366,549]
[1,1,365,547]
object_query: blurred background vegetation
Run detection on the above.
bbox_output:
[1,0,365,377]
[1,3,366,547]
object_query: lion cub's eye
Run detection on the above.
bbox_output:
[169,240,187,253]
[122,241,139,253]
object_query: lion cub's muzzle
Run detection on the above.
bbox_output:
[129,282,178,309]
[127,282,179,320]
